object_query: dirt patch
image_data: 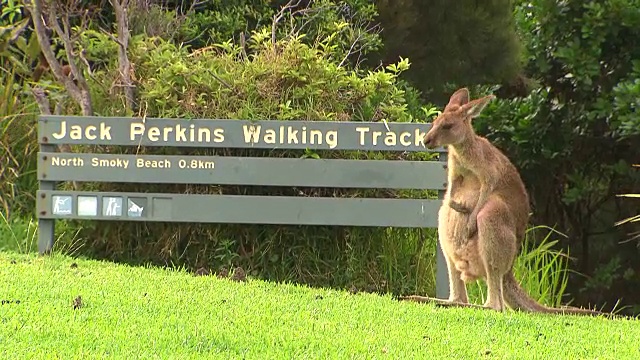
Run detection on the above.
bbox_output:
[1,299,21,305]
[194,267,210,276]
[73,296,83,310]
[230,267,246,282]
[216,267,229,279]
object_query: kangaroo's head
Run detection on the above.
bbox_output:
[423,88,495,149]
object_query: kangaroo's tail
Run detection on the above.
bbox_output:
[502,270,605,317]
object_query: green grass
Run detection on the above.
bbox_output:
[1,251,639,359]
[0,213,83,256]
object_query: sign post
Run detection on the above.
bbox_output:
[37,115,450,299]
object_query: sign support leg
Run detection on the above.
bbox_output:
[435,151,449,299]
[435,239,449,299]
[38,217,55,255]
[38,143,57,255]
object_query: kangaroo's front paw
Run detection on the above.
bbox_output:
[449,200,470,214]
[466,218,478,238]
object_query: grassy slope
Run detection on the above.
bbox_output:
[1,252,639,360]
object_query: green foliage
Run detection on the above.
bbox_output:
[266,0,383,67]
[0,213,37,253]
[514,227,570,308]
[66,25,441,296]
[473,0,640,309]
[374,0,523,103]
[0,0,41,81]
[0,0,40,218]
[0,1,78,219]
[129,0,383,69]
[615,164,640,244]
[0,69,39,218]
[514,0,640,139]
[3,251,639,359]
[611,61,640,138]
[0,212,83,255]
[129,35,410,122]
[165,0,275,45]
[1,0,24,23]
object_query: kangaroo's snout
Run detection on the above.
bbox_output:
[423,132,436,149]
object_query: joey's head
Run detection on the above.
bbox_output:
[423,88,495,149]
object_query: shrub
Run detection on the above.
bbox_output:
[473,0,640,309]
[374,0,523,104]
[0,69,39,218]
[0,0,41,218]
[65,31,442,296]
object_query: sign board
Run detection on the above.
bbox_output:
[37,190,441,228]
[36,115,450,299]
[38,152,447,189]
[39,115,444,152]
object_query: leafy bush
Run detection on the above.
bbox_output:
[66,29,442,296]
[474,0,640,310]
[0,212,38,253]
[129,0,382,68]
[0,69,39,218]
[615,164,640,244]
[1,0,54,218]
[374,0,523,103]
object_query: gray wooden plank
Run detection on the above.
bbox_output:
[38,152,447,190]
[36,190,442,227]
[436,151,450,299]
[38,144,57,255]
[38,115,446,152]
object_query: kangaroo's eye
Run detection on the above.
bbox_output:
[441,123,453,130]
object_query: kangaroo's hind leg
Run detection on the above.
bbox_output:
[442,239,469,303]
[399,205,473,307]
[476,196,518,311]
[439,203,475,304]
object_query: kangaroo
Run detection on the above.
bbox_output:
[401,88,603,316]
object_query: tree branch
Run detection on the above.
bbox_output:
[187,0,207,13]
[205,69,233,91]
[25,0,93,116]
[289,2,330,39]
[31,87,51,115]
[338,32,363,68]
[60,11,89,88]
[272,0,303,48]
[99,27,124,47]
[109,0,135,112]
[27,1,79,100]
[48,8,74,74]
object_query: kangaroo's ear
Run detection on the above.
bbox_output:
[463,95,495,118]
[444,88,470,111]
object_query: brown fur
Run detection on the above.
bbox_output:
[401,88,604,316]
[32,52,72,82]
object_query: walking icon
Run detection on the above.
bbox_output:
[103,197,123,216]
